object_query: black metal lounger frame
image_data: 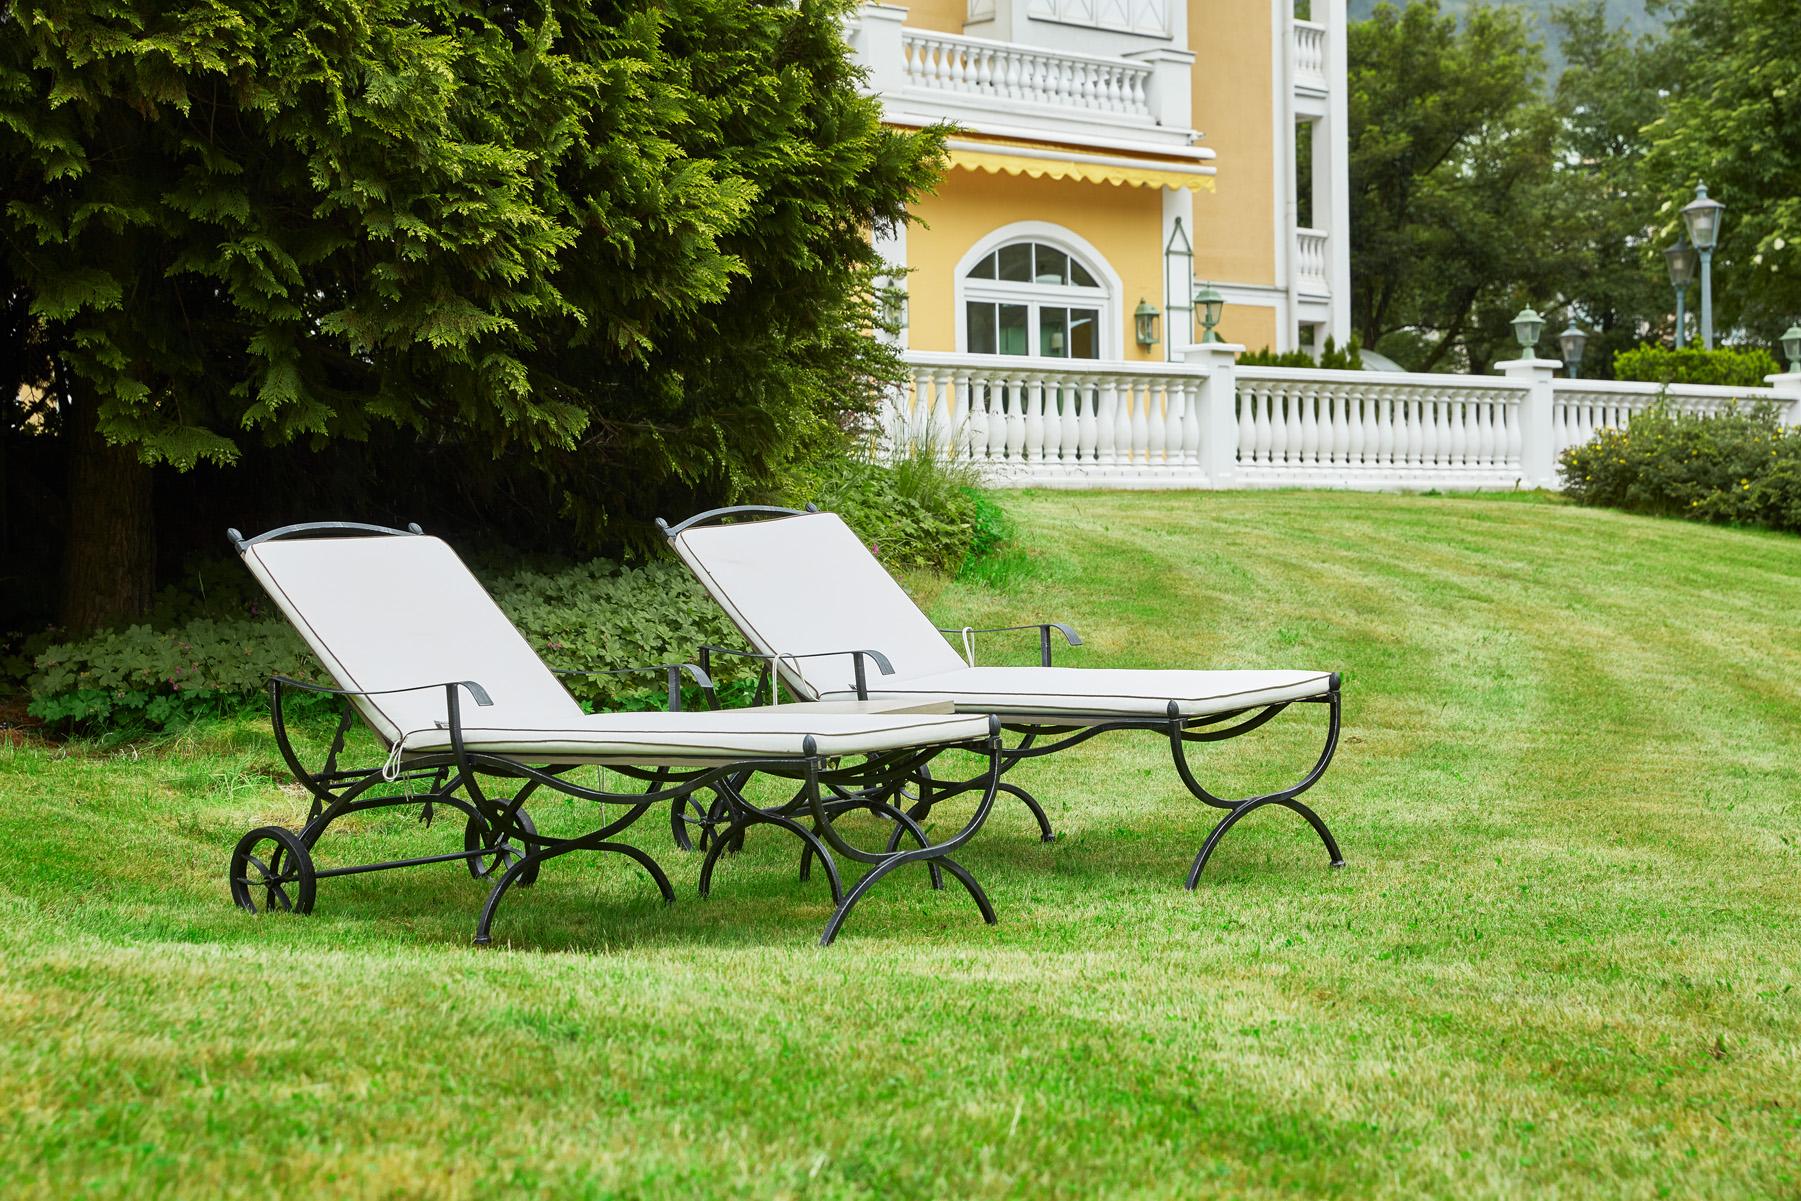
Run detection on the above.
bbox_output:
[224,521,1006,946]
[658,505,1344,887]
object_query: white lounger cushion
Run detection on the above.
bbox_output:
[399,708,992,765]
[671,511,966,699]
[242,528,986,763]
[820,667,1336,720]
[243,533,584,745]
[670,510,1336,723]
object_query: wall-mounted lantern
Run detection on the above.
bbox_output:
[1134,298,1161,348]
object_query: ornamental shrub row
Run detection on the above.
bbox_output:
[1612,344,1781,388]
[1559,402,1801,533]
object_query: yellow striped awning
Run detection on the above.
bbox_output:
[947,146,1216,192]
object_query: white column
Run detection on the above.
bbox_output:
[1322,0,1351,340]
[1183,342,1245,487]
[1765,372,1801,426]
[1496,357,1563,488]
[847,4,908,97]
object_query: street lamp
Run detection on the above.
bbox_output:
[1782,324,1801,373]
[1680,183,1726,349]
[1664,238,1698,347]
[1134,298,1160,349]
[1511,306,1545,353]
[1558,322,1589,378]
[1194,282,1225,343]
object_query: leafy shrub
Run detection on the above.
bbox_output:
[1559,402,1801,532]
[1238,337,1364,370]
[27,559,753,733]
[790,445,980,572]
[1612,344,1781,389]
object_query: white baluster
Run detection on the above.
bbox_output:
[1164,378,1185,468]
[1023,374,1045,463]
[1003,377,1025,460]
[966,377,989,461]
[1095,378,1117,465]
[1183,376,1203,466]
[1298,386,1319,464]
[1078,382,1099,463]
[1146,381,1167,465]
[1058,383,1073,464]
[1129,378,1150,465]
[1040,381,1060,463]
[1404,395,1423,467]
[1253,386,1273,463]
[1109,376,1123,464]
[1284,387,1305,464]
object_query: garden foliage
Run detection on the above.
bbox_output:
[1559,402,1801,533]
[26,461,1003,732]
[1237,338,1364,370]
[1611,344,1781,389]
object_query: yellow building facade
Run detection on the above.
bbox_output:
[848,0,1349,360]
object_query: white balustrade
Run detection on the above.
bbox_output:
[1295,229,1328,293]
[889,354,1787,490]
[1293,19,1327,91]
[901,29,1153,120]
[1550,379,1773,458]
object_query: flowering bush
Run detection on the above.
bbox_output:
[1559,402,1801,532]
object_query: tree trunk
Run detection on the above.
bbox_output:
[59,384,155,634]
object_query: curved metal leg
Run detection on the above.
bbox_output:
[1000,782,1055,843]
[1170,691,1345,885]
[697,815,750,898]
[818,851,994,947]
[474,838,674,945]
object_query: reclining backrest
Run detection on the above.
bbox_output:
[668,511,965,700]
[237,527,583,745]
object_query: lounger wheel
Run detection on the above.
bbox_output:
[465,808,539,886]
[229,826,317,915]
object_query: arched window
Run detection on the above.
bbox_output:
[963,239,1108,359]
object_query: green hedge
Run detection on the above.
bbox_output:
[1559,402,1801,533]
[1612,344,1781,388]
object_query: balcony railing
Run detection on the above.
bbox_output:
[1295,228,1329,293]
[1293,19,1327,92]
[902,28,1153,119]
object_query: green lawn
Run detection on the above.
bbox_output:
[3,491,1799,1199]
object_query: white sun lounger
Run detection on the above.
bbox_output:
[660,506,1344,885]
[225,521,1005,945]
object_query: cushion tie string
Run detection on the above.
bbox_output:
[381,737,406,782]
[961,626,977,668]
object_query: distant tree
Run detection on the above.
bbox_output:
[1642,0,1801,341]
[1546,0,1674,375]
[1347,1,1562,371]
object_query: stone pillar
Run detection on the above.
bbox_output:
[1764,372,1801,427]
[1495,356,1563,488]
[848,4,908,97]
[1183,342,1246,488]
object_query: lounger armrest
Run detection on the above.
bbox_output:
[269,674,494,707]
[936,622,1084,666]
[549,662,714,712]
[696,644,895,702]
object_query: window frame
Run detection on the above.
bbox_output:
[953,223,1123,360]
